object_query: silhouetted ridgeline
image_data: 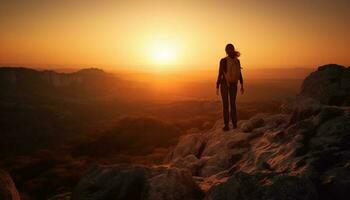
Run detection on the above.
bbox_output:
[0,67,122,98]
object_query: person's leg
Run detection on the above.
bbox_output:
[220,83,229,130]
[229,83,238,128]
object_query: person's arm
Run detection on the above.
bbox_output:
[216,59,225,89]
[239,69,243,86]
[238,59,244,86]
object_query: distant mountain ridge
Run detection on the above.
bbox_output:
[0,67,137,100]
[0,67,106,85]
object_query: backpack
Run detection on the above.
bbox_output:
[224,57,240,84]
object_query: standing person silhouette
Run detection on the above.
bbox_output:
[216,43,244,131]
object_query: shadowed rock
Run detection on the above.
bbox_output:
[72,164,148,200]
[205,172,318,200]
[300,64,350,106]
[72,164,204,200]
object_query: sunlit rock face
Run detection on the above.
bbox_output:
[166,97,349,199]
[300,64,350,106]
[0,169,20,200]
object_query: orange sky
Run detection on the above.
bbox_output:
[1,0,349,71]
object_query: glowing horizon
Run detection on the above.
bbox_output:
[1,0,350,71]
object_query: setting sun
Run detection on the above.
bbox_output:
[150,40,178,65]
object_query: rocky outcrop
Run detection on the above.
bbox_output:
[163,65,350,199]
[300,64,350,106]
[165,95,350,199]
[0,169,20,200]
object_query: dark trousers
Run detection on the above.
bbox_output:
[220,82,238,126]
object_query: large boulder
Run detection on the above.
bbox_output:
[0,169,20,200]
[164,133,205,162]
[300,64,350,106]
[72,164,204,200]
[143,166,204,200]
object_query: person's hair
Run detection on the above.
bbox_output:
[225,43,240,58]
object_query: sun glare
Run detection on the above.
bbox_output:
[150,40,177,65]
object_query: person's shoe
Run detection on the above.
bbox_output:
[222,125,230,131]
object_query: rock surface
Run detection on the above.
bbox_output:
[165,95,350,199]
[72,164,203,200]
[0,169,20,200]
[205,172,318,200]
